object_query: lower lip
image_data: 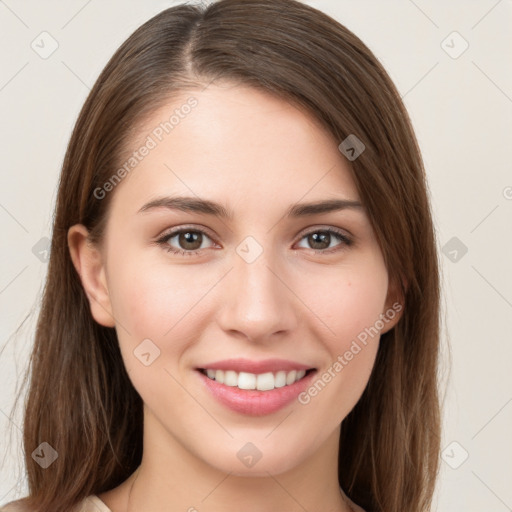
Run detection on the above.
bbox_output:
[196,369,317,416]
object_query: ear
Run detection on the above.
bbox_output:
[67,224,116,328]
[380,273,407,335]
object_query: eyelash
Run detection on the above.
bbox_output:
[155,225,353,257]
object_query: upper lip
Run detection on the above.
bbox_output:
[197,358,315,374]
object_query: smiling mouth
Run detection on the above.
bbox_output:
[197,368,316,391]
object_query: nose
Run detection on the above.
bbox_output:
[216,243,299,343]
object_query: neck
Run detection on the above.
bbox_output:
[122,407,354,512]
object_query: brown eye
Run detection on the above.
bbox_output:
[176,231,203,251]
[156,226,352,257]
[296,228,352,253]
[157,228,215,256]
[307,231,331,250]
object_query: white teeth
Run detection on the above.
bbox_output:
[286,370,297,385]
[256,372,274,391]
[203,368,310,390]
[274,371,287,388]
[238,372,256,390]
[224,370,238,387]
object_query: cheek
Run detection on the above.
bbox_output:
[308,261,388,387]
[291,280,385,426]
[107,254,214,367]
[107,266,201,412]
[313,261,388,341]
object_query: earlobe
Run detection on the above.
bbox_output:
[67,224,116,328]
[380,274,407,335]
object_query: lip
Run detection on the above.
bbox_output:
[196,358,314,374]
[196,366,317,416]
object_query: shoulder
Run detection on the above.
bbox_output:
[0,499,31,511]
[340,489,367,512]
[345,495,367,512]
[81,495,112,511]
[1,495,111,512]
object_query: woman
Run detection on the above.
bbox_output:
[2,0,441,511]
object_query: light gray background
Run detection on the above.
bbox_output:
[1,0,511,510]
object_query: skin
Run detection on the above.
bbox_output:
[68,82,403,512]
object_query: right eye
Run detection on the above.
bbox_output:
[156,227,217,256]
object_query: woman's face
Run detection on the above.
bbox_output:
[70,82,402,477]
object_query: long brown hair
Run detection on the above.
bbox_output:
[5,1,442,511]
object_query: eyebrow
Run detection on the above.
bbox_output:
[137,196,364,219]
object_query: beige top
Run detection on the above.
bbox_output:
[80,496,112,511]
[2,491,365,512]
[0,496,110,512]
[343,492,367,512]
[81,494,365,512]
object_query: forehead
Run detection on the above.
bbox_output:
[109,83,361,216]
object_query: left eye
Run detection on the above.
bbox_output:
[156,227,352,256]
[296,229,352,252]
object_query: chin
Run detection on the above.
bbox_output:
[199,440,313,478]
